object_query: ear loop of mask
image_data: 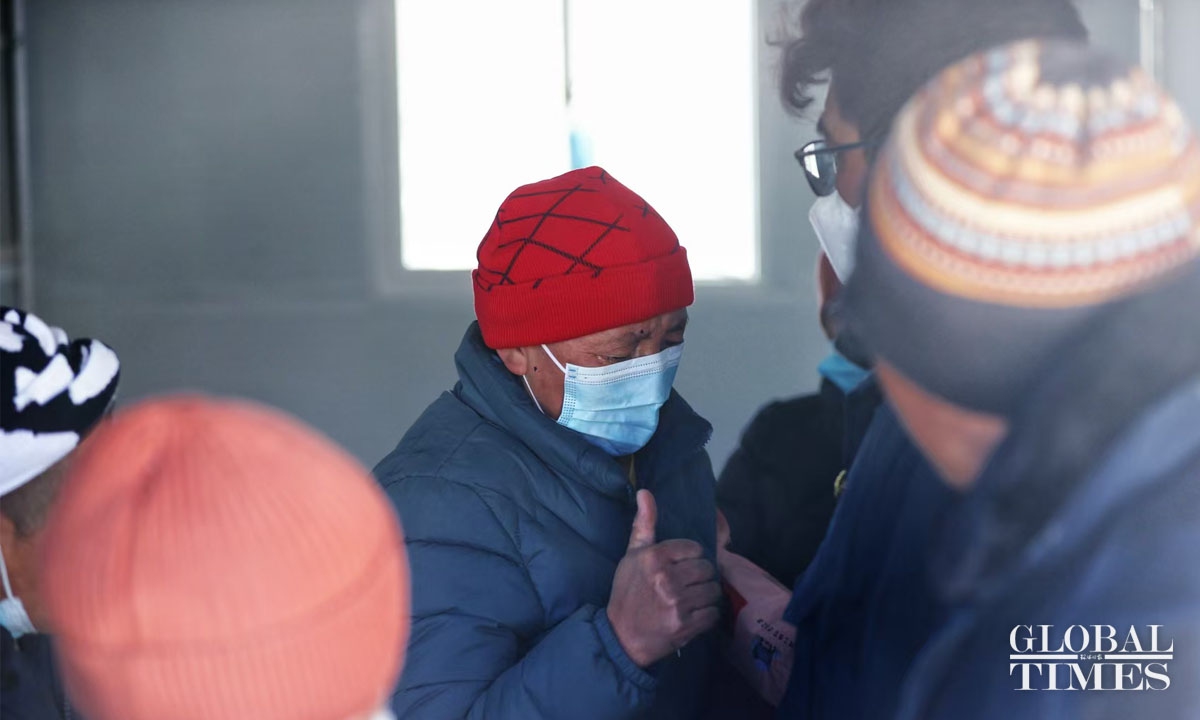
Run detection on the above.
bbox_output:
[522,375,545,415]
[0,509,36,637]
[540,345,568,374]
[0,542,14,601]
[522,345,569,416]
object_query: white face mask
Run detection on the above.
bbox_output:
[0,542,35,638]
[809,192,860,282]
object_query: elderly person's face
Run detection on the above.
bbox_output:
[497,308,688,420]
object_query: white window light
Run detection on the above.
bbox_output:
[396,0,758,282]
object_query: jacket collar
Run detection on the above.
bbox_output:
[452,322,711,499]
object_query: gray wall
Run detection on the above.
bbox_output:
[21,0,1187,470]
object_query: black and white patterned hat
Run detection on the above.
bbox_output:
[0,307,120,495]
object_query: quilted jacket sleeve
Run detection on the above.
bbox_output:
[385,476,658,720]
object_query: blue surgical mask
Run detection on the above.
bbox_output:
[818,350,870,394]
[524,344,683,456]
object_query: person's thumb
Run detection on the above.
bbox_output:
[627,489,657,552]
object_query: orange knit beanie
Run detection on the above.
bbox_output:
[40,395,409,720]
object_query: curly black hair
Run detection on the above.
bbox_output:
[778,0,1088,152]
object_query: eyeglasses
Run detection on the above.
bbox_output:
[793,139,872,197]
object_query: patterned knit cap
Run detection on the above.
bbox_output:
[41,395,409,720]
[473,166,694,349]
[0,306,120,495]
[844,39,1200,414]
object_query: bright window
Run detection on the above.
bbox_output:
[396,1,758,281]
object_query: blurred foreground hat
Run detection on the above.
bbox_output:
[41,395,410,720]
[0,306,119,495]
[844,39,1200,414]
[473,166,694,348]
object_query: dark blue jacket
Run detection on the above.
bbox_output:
[777,397,958,720]
[896,275,1200,719]
[375,323,718,720]
[718,375,882,590]
[0,628,76,720]
[716,381,845,588]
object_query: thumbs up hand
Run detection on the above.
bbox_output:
[606,490,722,667]
[626,487,659,551]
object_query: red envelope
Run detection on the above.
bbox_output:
[718,547,796,707]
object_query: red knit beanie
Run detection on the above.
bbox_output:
[473,166,694,348]
[40,395,409,720]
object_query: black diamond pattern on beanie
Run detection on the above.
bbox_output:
[474,181,635,293]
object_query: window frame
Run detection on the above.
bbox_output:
[360,0,810,303]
